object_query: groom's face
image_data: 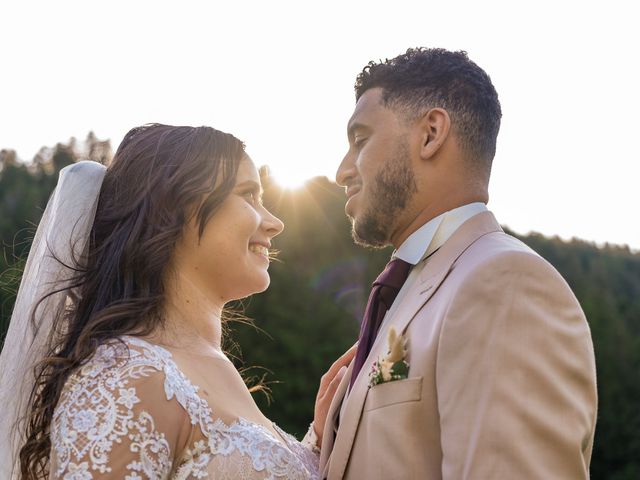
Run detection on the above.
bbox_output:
[336,88,417,248]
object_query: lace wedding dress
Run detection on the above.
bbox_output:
[50,336,320,480]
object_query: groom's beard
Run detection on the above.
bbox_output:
[351,141,417,248]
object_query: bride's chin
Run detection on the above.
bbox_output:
[229,275,271,300]
[252,274,271,294]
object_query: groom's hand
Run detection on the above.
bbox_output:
[313,343,357,446]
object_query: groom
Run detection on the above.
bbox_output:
[319,48,597,479]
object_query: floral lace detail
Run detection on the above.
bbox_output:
[274,425,320,476]
[52,340,173,479]
[51,337,319,479]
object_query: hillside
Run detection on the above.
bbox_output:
[1,145,639,479]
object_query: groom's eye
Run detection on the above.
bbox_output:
[354,136,367,148]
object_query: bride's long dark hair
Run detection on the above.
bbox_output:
[19,124,246,479]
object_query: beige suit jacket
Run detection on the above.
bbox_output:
[320,212,597,479]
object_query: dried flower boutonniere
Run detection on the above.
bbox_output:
[368,326,409,388]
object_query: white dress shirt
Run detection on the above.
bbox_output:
[394,202,488,265]
[386,202,488,319]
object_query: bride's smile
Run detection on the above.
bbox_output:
[170,155,283,307]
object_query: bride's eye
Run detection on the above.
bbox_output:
[242,190,262,206]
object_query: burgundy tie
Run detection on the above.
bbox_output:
[350,258,412,388]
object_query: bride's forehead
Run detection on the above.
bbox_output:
[235,156,261,183]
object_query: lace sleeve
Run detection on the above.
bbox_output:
[277,425,321,480]
[291,439,320,479]
[50,343,192,479]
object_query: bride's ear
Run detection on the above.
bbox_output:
[418,108,451,161]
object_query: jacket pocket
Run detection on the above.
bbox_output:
[364,376,423,411]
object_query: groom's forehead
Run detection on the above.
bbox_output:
[347,88,385,133]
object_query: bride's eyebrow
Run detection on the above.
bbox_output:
[235,180,263,195]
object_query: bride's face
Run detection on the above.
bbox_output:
[173,156,284,302]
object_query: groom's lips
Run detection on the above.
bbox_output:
[345,185,361,199]
[345,185,361,215]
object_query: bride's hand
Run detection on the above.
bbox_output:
[313,343,357,446]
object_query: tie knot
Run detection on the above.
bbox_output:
[373,258,412,300]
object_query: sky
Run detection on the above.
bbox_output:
[1,0,638,250]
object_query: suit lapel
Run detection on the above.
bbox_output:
[327,211,502,479]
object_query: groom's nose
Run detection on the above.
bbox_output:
[336,151,356,187]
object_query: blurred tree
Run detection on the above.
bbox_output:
[84,131,112,164]
[0,142,638,478]
[0,136,108,347]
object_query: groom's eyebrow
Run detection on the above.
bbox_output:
[347,121,369,141]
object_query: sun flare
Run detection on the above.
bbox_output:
[270,169,310,190]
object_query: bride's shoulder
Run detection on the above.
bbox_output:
[50,339,208,478]
[58,335,214,433]
[65,335,172,388]
[57,336,189,419]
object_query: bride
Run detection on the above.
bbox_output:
[0,124,354,479]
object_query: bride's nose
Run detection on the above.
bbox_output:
[261,208,284,238]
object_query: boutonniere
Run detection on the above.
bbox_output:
[368,326,409,388]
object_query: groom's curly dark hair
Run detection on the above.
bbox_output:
[355,48,502,177]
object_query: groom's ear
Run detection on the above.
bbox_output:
[417,108,451,161]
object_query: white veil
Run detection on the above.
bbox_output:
[0,161,106,478]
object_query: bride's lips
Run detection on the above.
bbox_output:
[248,242,270,262]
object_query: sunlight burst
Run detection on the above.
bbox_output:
[270,170,310,190]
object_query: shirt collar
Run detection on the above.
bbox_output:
[394,202,488,265]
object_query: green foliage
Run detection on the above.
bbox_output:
[0,135,105,345]
[0,145,74,341]
[1,146,639,478]
[226,177,388,437]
